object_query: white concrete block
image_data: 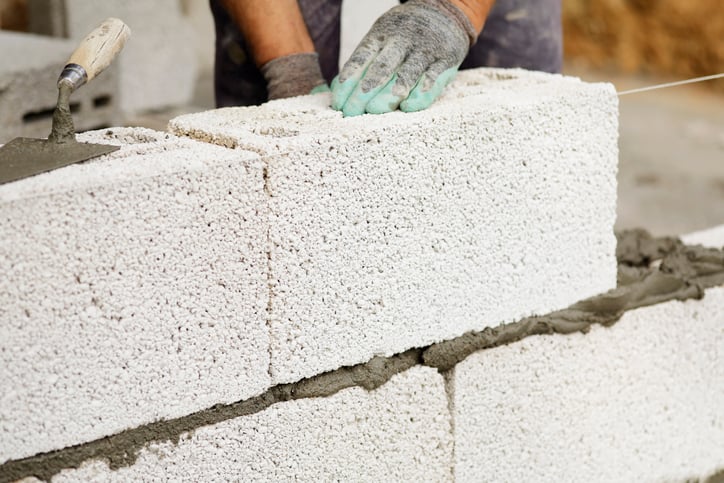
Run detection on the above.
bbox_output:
[171,68,619,385]
[682,224,724,248]
[0,128,269,463]
[28,0,198,113]
[0,31,119,143]
[452,287,724,482]
[43,366,453,482]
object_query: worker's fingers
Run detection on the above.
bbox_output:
[331,37,382,111]
[357,43,407,94]
[400,61,460,113]
[365,51,428,115]
[338,44,407,117]
[310,84,331,95]
[363,76,401,115]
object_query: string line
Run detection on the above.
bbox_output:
[617,73,724,96]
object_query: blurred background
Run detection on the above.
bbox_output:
[0,0,722,236]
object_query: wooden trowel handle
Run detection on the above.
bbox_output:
[60,18,131,91]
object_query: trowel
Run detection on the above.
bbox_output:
[0,17,131,185]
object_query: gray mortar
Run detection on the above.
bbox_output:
[615,228,683,267]
[0,86,122,185]
[0,350,421,483]
[707,468,724,483]
[423,231,723,371]
[47,84,74,143]
[1,230,723,483]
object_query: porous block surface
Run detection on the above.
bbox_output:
[0,129,269,463]
[0,31,118,143]
[171,68,619,384]
[452,287,724,482]
[36,367,453,482]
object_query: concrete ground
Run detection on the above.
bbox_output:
[615,83,724,236]
[130,65,724,239]
[568,67,724,237]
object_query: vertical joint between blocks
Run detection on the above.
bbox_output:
[443,368,456,481]
[263,163,274,380]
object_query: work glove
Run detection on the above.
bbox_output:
[261,52,329,100]
[331,0,476,117]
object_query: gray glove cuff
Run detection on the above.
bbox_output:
[410,0,479,46]
[260,53,327,100]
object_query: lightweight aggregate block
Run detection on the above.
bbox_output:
[27,0,198,114]
[0,128,269,463]
[452,286,724,482]
[682,224,724,248]
[32,366,454,482]
[0,31,119,143]
[171,68,619,385]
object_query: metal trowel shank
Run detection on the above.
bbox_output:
[0,17,130,185]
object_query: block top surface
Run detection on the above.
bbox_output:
[0,127,260,203]
[170,68,617,153]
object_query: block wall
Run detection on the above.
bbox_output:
[452,287,724,482]
[2,69,722,482]
[1,129,270,461]
[170,68,620,384]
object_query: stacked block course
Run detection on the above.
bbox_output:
[1,69,722,482]
[170,68,620,384]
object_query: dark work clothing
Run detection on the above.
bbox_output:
[210,0,562,108]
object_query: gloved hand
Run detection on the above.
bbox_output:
[261,52,328,100]
[331,0,476,117]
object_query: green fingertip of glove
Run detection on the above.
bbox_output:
[331,76,354,111]
[400,67,459,113]
[331,75,379,117]
[310,84,331,95]
[343,89,383,117]
[332,68,459,116]
[365,74,401,114]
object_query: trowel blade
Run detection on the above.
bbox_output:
[0,137,119,185]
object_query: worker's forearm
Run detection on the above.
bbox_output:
[449,0,495,33]
[219,0,315,66]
